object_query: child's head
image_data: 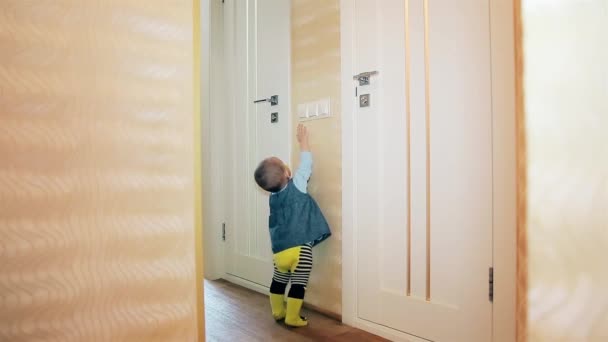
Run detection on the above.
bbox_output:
[254,157,291,193]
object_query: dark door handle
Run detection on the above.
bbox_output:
[253,95,278,106]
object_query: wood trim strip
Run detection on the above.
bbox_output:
[514,0,527,341]
[404,0,413,297]
[423,0,432,302]
[193,0,205,340]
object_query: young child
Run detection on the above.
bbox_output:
[254,124,331,327]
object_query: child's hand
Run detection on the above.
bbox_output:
[297,124,310,151]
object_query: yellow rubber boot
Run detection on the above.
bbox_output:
[270,294,286,321]
[285,298,308,327]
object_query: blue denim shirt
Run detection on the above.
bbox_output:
[268,152,331,253]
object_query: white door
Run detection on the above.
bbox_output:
[223,0,291,287]
[351,1,493,341]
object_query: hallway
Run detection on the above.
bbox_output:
[204,280,388,342]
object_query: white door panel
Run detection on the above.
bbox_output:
[224,0,290,287]
[354,1,493,341]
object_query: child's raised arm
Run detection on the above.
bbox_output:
[293,124,312,193]
[297,123,310,152]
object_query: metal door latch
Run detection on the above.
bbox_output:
[359,94,370,107]
[353,71,378,86]
[254,95,279,106]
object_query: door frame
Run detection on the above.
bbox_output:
[202,0,226,281]
[339,1,517,341]
[195,0,205,339]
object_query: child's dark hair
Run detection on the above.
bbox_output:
[254,158,285,193]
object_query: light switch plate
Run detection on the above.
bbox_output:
[318,98,331,117]
[307,102,319,117]
[297,104,308,119]
[298,98,332,121]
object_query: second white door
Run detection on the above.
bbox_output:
[349,0,494,341]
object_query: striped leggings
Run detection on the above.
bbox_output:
[269,244,313,300]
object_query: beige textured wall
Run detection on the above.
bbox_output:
[522,0,608,340]
[0,1,201,341]
[291,0,342,316]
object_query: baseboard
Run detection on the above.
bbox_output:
[222,274,269,295]
[302,302,342,322]
[353,318,429,342]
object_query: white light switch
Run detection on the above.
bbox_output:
[298,98,331,121]
[307,102,318,117]
[318,98,331,117]
[297,104,308,119]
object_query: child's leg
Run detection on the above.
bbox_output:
[285,244,313,327]
[269,264,290,320]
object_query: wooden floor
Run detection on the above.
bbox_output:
[204,279,389,342]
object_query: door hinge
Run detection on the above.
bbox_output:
[222,223,226,241]
[489,267,494,302]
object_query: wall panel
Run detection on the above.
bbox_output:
[522,0,608,340]
[0,1,200,341]
[291,0,342,316]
